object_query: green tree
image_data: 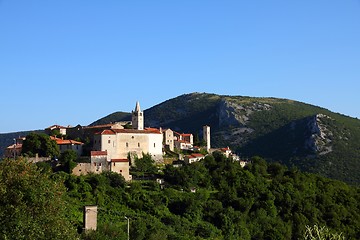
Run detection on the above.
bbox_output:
[134,153,157,175]
[0,159,78,239]
[103,171,126,188]
[22,133,60,158]
[59,149,78,173]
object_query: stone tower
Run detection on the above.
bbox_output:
[203,125,211,151]
[132,101,144,130]
[83,205,97,231]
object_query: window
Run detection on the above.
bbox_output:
[126,142,128,147]
[113,162,115,166]
[154,143,156,148]
[138,143,140,147]
[94,163,96,166]
[99,163,102,166]
[108,140,111,144]
[120,170,122,173]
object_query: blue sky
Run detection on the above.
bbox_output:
[0,1,359,133]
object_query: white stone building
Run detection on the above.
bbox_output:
[93,102,163,164]
[184,153,205,164]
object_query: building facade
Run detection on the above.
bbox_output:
[93,102,163,164]
[163,128,175,151]
[50,136,84,156]
[93,128,163,163]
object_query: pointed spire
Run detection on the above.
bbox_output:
[135,101,141,112]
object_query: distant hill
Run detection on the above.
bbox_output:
[90,111,131,126]
[94,92,360,185]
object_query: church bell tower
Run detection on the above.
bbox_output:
[132,101,144,130]
[203,125,211,151]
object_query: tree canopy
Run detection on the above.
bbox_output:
[64,153,359,239]
[21,132,60,158]
[0,159,78,239]
[1,152,359,239]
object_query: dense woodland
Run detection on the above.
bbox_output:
[1,151,359,239]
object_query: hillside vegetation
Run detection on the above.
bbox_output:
[2,154,359,239]
[93,93,360,185]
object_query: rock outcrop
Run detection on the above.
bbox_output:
[304,114,333,156]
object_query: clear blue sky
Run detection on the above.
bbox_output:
[1,1,359,133]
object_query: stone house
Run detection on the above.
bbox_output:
[45,125,68,136]
[4,143,22,158]
[72,151,131,181]
[220,147,232,158]
[174,140,193,150]
[50,136,84,156]
[110,159,132,181]
[184,153,205,164]
[162,128,175,151]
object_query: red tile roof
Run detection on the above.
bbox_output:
[181,133,192,137]
[96,129,116,135]
[191,153,204,158]
[84,123,116,129]
[177,140,191,144]
[111,159,129,162]
[145,128,162,133]
[185,153,205,159]
[221,147,231,152]
[50,136,83,145]
[91,151,107,156]
[96,128,161,135]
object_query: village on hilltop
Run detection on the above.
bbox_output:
[4,102,248,181]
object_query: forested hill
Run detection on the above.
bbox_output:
[93,93,360,185]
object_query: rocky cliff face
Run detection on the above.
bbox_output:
[214,99,272,145]
[218,99,272,127]
[304,114,334,156]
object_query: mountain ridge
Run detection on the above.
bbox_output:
[92,92,360,184]
[1,92,359,185]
